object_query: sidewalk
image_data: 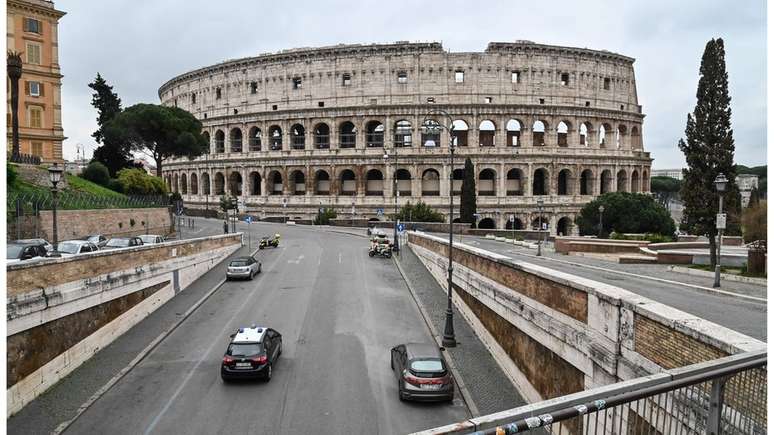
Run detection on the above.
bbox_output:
[395,247,526,416]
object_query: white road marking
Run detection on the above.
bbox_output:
[338,253,342,263]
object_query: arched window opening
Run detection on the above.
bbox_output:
[291,170,306,195]
[556,217,571,237]
[631,170,640,193]
[579,169,593,195]
[249,127,262,151]
[269,126,282,150]
[269,171,283,195]
[558,169,571,195]
[291,124,305,150]
[228,171,242,196]
[642,169,649,192]
[394,120,413,147]
[631,126,641,149]
[421,169,440,196]
[421,119,441,147]
[617,125,627,149]
[451,120,468,147]
[180,173,188,194]
[600,124,612,148]
[506,119,521,147]
[215,130,225,153]
[366,121,384,147]
[478,218,496,229]
[617,169,628,192]
[340,122,356,148]
[190,173,198,195]
[315,170,330,195]
[478,169,496,196]
[340,169,356,195]
[506,168,523,196]
[478,120,496,147]
[202,131,211,154]
[230,128,243,153]
[314,123,330,149]
[452,168,464,195]
[532,121,546,146]
[532,168,548,195]
[557,121,569,147]
[600,170,612,194]
[396,169,412,196]
[505,217,523,230]
[366,169,384,196]
[249,172,262,195]
[214,172,225,195]
[579,123,589,146]
[202,173,211,195]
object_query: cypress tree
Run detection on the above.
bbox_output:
[460,157,477,225]
[678,38,740,268]
[89,73,132,177]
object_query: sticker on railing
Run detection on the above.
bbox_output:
[525,417,541,428]
[574,404,588,415]
[539,414,554,425]
[594,399,606,410]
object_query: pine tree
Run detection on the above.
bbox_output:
[89,73,132,177]
[678,38,740,268]
[460,157,477,225]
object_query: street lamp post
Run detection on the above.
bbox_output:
[8,51,23,160]
[713,174,728,288]
[384,149,400,252]
[48,163,64,257]
[423,105,457,348]
[598,205,605,238]
[536,199,544,256]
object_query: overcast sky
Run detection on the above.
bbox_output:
[57,0,766,169]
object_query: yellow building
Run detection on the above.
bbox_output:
[6,0,66,163]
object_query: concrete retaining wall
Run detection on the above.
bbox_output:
[554,236,647,254]
[33,207,172,241]
[6,233,242,416]
[408,232,764,406]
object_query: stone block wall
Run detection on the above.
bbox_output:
[34,207,172,242]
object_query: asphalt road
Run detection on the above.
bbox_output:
[455,235,767,341]
[64,223,468,435]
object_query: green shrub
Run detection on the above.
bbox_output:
[395,201,445,223]
[117,168,167,195]
[643,233,674,243]
[7,163,18,186]
[314,207,337,225]
[81,161,111,186]
[106,178,124,193]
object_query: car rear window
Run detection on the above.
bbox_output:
[106,239,130,247]
[410,358,446,375]
[227,343,262,357]
[7,245,24,259]
[230,260,249,267]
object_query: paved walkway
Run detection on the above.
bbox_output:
[395,247,526,416]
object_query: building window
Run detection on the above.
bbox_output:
[397,71,408,84]
[455,71,464,83]
[24,18,42,34]
[26,43,41,65]
[31,141,43,157]
[342,73,351,86]
[585,101,591,107]
[292,77,302,89]
[28,81,41,97]
[511,71,520,83]
[604,77,611,90]
[539,98,545,105]
[318,101,324,107]
[250,82,258,94]
[174,98,178,107]
[484,97,492,104]
[29,106,43,128]
[272,104,278,111]
[191,94,196,104]
[561,73,569,86]
[215,88,222,99]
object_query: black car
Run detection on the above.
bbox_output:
[7,242,49,264]
[391,343,454,402]
[221,326,282,382]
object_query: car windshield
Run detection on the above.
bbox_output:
[57,242,81,254]
[227,343,262,357]
[106,239,129,247]
[88,236,100,243]
[7,245,24,259]
[230,260,250,267]
[410,358,445,374]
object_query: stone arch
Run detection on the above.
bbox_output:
[421,119,441,147]
[394,120,413,147]
[580,169,593,195]
[339,121,357,148]
[180,173,187,194]
[478,168,497,196]
[269,125,283,150]
[617,169,628,192]
[557,121,570,147]
[600,169,613,194]
[532,120,547,146]
[290,170,305,195]
[532,168,549,195]
[268,170,283,195]
[201,173,211,195]
[173,173,179,193]
[631,170,640,193]
[599,123,613,148]
[230,128,243,153]
[339,169,356,195]
[506,168,524,196]
[315,169,330,194]
[557,168,572,195]
[190,173,198,195]
[290,124,305,149]
[421,168,440,196]
[505,217,523,230]
[556,216,572,236]
[248,127,262,151]
[506,119,523,147]
[314,123,330,149]
[617,124,627,149]
[478,120,496,147]
[365,120,384,147]
[249,171,262,195]
[478,217,496,229]
[396,168,412,195]
[631,126,641,149]
[579,122,592,147]
[202,131,211,153]
[366,169,384,196]
[214,172,225,195]
[642,169,649,192]
[228,171,242,196]
[214,130,225,153]
[451,119,469,147]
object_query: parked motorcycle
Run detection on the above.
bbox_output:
[259,234,280,249]
[368,242,392,258]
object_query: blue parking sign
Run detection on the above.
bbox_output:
[245,216,252,224]
[398,223,405,232]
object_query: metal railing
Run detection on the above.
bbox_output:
[9,152,41,165]
[8,190,168,212]
[414,350,766,435]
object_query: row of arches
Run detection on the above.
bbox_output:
[202,118,642,153]
[168,167,649,198]
[470,215,573,235]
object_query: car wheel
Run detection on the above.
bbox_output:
[369,251,375,257]
[249,270,254,280]
[258,264,262,273]
[265,363,272,382]
[278,342,282,356]
[390,358,394,370]
[398,380,405,401]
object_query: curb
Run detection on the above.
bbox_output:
[393,251,480,419]
[667,265,767,287]
[53,246,260,435]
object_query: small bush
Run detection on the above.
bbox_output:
[106,178,124,193]
[314,207,337,225]
[117,168,167,195]
[81,161,110,186]
[7,163,18,186]
[643,233,674,244]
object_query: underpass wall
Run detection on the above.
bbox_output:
[407,232,765,407]
[6,233,242,416]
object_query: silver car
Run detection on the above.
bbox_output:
[55,240,100,258]
[138,234,165,245]
[226,256,262,280]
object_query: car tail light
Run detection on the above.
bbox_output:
[403,371,450,385]
[252,355,267,364]
[222,356,234,365]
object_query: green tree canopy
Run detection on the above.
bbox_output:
[650,176,683,207]
[116,168,167,195]
[459,157,476,224]
[394,201,445,223]
[80,161,110,186]
[575,192,676,237]
[742,201,766,243]
[89,73,134,177]
[678,38,740,267]
[103,103,208,177]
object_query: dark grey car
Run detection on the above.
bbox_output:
[390,343,454,402]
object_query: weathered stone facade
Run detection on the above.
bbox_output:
[159,41,652,234]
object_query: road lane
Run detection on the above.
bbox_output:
[65,224,467,435]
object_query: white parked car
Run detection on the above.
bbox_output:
[54,240,100,258]
[138,234,165,245]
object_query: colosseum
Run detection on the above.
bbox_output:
[159,41,652,235]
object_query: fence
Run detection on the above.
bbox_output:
[414,350,766,435]
[8,152,41,165]
[8,190,168,213]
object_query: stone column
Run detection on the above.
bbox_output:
[440,164,450,197]
[498,162,506,197]
[306,165,314,196]
[496,116,507,148]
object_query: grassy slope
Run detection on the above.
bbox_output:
[64,173,125,198]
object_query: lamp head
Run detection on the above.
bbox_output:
[714,173,728,193]
[599,205,605,213]
[48,163,63,186]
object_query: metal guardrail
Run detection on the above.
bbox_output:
[414,350,766,435]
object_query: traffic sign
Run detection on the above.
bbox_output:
[245,216,252,224]
[509,215,515,222]
[716,213,727,230]
[376,208,384,216]
[398,223,405,232]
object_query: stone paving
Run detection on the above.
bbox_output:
[395,246,526,416]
